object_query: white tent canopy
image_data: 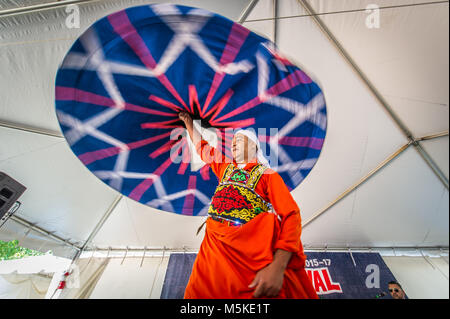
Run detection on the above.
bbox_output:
[0,0,448,266]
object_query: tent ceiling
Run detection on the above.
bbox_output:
[90,196,206,250]
[0,126,118,245]
[0,0,448,258]
[301,146,449,247]
[307,0,449,138]
[0,0,55,10]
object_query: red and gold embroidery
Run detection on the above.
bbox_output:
[208,164,272,224]
[211,185,253,214]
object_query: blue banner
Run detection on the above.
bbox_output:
[161,252,401,299]
[302,252,400,299]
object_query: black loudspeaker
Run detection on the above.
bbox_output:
[0,172,26,225]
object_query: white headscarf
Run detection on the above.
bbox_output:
[234,129,270,167]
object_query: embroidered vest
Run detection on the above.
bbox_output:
[208,164,272,225]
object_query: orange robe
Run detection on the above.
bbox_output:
[184,140,318,299]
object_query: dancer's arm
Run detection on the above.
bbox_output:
[178,111,230,179]
[249,171,301,298]
[178,111,201,146]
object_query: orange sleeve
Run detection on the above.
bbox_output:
[266,171,302,254]
[195,139,232,181]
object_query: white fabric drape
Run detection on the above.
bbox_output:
[88,256,169,299]
[0,273,51,299]
[54,257,110,299]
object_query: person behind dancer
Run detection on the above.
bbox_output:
[388,281,407,299]
[178,111,318,299]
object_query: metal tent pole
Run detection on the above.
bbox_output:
[302,141,412,228]
[71,194,123,262]
[237,0,259,23]
[416,131,448,142]
[0,120,64,138]
[10,214,81,251]
[273,0,278,44]
[302,130,447,228]
[243,1,449,23]
[80,245,448,255]
[0,0,104,18]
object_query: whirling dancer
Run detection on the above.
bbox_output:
[179,111,318,299]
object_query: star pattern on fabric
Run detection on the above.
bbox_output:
[55,4,327,215]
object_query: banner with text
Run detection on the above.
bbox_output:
[161,252,400,299]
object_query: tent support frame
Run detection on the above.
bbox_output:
[80,246,448,256]
[0,0,104,18]
[243,1,450,23]
[6,213,449,258]
[70,194,123,263]
[0,119,64,138]
[273,0,278,44]
[9,214,81,251]
[302,141,412,227]
[238,0,259,23]
[416,131,449,142]
[302,130,448,228]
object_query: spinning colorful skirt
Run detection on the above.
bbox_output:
[55,3,326,299]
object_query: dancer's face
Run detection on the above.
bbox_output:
[232,134,257,164]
